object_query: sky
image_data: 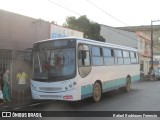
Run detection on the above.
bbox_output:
[0,0,160,27]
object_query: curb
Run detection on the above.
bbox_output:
[0,99,49,111]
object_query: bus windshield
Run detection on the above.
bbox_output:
[31,39,76,82]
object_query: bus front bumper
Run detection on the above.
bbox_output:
[31,88,80,101]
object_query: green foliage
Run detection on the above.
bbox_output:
[64,15,105,42]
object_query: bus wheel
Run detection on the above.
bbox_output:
[120,76,131,92]
[92,82,102,102]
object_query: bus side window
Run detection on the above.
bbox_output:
[79,50,90,66]
[136,52,139,63]
[78,44,90,66]
[78,44,91,78]
[123,50,130,64]
[130,51,137,64]
[103,48,114,65]
[92,46,103,66]
[114,49,123,65]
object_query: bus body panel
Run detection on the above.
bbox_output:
[31,78,81,101]
[79,64,140,99]
[31,38,140,101]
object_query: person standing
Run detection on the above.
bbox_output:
[16,70,28,101]
[3,69,11,102]
[0,71,3,92]
[0,74,3,104]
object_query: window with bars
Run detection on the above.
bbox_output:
[0,49,12,72]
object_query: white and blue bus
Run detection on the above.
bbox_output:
[31,38,140,102]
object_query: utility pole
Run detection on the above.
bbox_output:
[150,20,160,71]
[150,20,153,70]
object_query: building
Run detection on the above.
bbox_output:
[118,25,160,56]
[0,9,83,99]
[0,9,50,98]
[100,24,151,79]
[136,32,151,75]
[50,24,83,39]
[100,24,138,48]
[118,25,160,69]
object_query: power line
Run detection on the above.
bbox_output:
[47,0,148,45]
[56,0,73,6]
[85,1,154,50]
[86,0,129,26]
[86,0,151,45]
[48,0,81,16]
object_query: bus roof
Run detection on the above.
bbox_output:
[34,37,138,52]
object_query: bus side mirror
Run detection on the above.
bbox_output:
[79,51,87,59]
[81,51,86,59]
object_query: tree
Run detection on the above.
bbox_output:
[64,15,105,42]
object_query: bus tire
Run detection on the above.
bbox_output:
[92,82,102,102]
[120,76,131,92]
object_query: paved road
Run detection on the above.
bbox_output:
[2,80,160,120]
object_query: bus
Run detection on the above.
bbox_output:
[31,37,140,102]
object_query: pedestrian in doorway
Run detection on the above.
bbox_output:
[0,71,4,104]
[0,71,3,91]
[0,83,3,104]
[3,69,11,102]
[16,70,28,101]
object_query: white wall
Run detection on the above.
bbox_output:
[50,24,83,39]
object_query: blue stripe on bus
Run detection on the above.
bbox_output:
[81,75,140,99]
[81,93,92,99]
[102,78,126,92]
[81,84,93,99]
[103,84,126,93]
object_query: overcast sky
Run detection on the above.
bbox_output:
[0,0,160,27]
